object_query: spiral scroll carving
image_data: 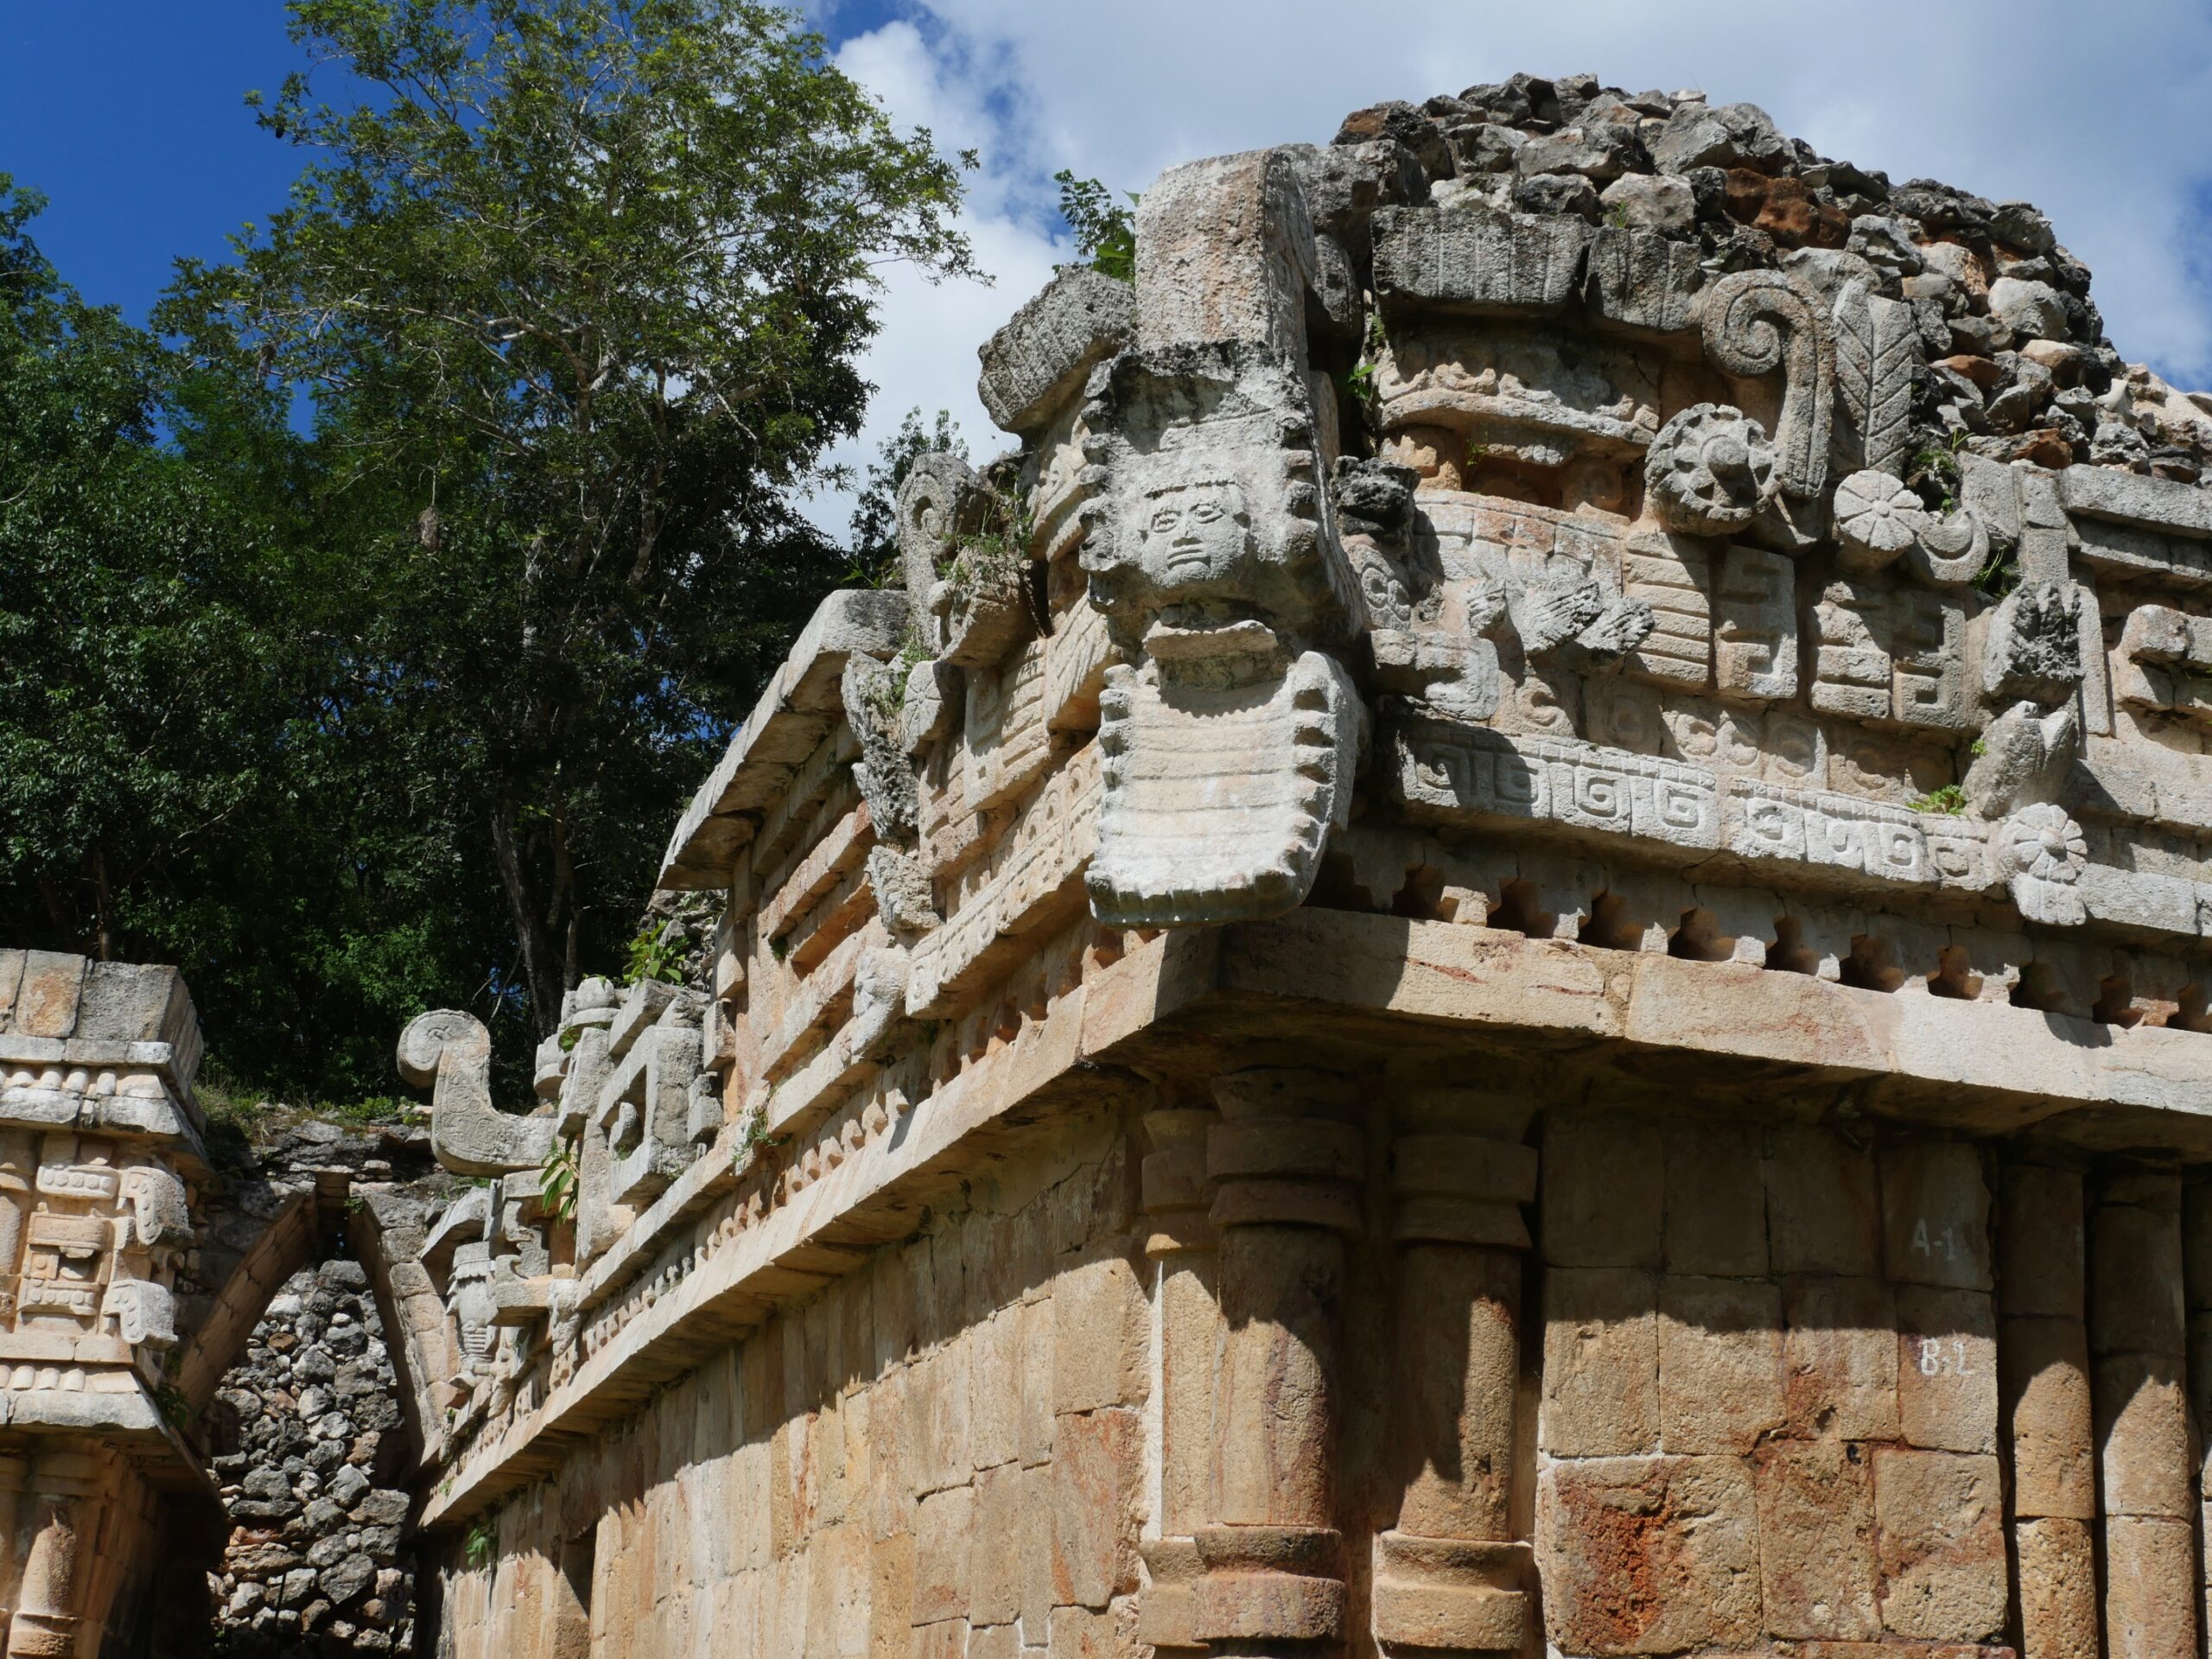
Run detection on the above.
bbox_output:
[1700,270,1834,501]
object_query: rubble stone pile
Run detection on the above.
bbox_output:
[1332,72,2212,482]
[204,1259,416,1655]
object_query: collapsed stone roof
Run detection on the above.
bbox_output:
[1322,72,2210,485]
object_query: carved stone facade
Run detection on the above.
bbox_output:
[0,950,216,1656]
[33,67,2212,1659]
[378,73,2212,1659]
[366,72,2212,1659]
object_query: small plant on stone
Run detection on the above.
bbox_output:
[539,1133,581,1224]
[733,1109,785,1172]
[1908,428,1970,516]
[623,925,687,988]
[465,1519,496,1568]
[1053,170,1137,283]
[1973,543,2022,603]
[153,1382,190,1427]
[1907,783,1967,816]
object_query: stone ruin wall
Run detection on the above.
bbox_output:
[203,1257,417,1653]
[21,64,2212,1659]
[385,70,2212,1659]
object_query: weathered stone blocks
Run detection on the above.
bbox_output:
[1536,1456,1760,1655]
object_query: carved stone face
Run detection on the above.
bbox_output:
[1135,477,1254,595]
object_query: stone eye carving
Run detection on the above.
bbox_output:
[1644,404,1777,536]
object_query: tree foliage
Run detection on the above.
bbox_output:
[1053,169,1136,283]
[158,0,976,1041]
[0,0,978,1096]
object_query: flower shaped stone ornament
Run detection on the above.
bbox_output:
[1834,469,1927,573]
[1644,404,1777,537]
[1998,801,2088,925]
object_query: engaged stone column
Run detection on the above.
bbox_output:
[2089,1166,2197,1659]
[0,1133,35,1317]
[1374,1087,1535,1659]
[1999,1160,2096,1659]
[7,1451,102,1659]
[1196,1069,1361,1655]
[2184,1179,2212,1649]
[0,1456,29,1626]
[1138,1090,1223,1656]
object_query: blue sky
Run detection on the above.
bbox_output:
[6,2,2211,539]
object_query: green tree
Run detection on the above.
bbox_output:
[1053,170,1136,283]
[0,177,499,1097]
[165,0,978,1034]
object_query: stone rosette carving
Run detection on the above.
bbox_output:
[1834,469,1926,571]
[1996,802,2088,925]
[1643,404,1776,537]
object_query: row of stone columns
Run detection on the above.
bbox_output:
[1137,1070,1535,1659]
[2004,1154,2203,1659]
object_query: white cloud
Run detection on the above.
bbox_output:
[811,0,2212,541]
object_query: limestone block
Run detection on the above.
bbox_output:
[1045,1604,1116,1659]
[1135,148,1316,358]
[1879,1142,1991,1291]
[976,267,1135,437]
[1016,1461,1052,1639]
[1586,224,1705,335]
[1052,1255,1145,1416]
[1541,1113,1662,1268]
[1372,202,1592,320]
[965,1623,1017,1659]
[2094,1351,2193,1518]
[1661,1120,1765,1277]
[1394,1243,1518,1540]
[1047,1408,1140,1609]
[1368,1534,1530,1656]
[912,1484,973,1624]
[1541,1268,1658,1457]
[1535,1455,1760,1655]
[1017,1297,1054,1469]
[10,953,82,1039]
[2089,1198,2185,1357]
[1656,1275,1783,1454]
[1753,1439,1880,1640]
[2102,1515,2199,1659]
[1784,1275,1899,1442]
[1894,1287,1997,1453]
[910,1337,971,1498]
[1870,1449,2005,1642]
[2001,1316,2095,1520]
[1767,1126,1881,1276]
[2013,1516,2098,1659]
[969,1464,1021,1628]
[969,1310,1020,1473]
[912,1620,966,1659]
[1999,1165,2085,1319]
